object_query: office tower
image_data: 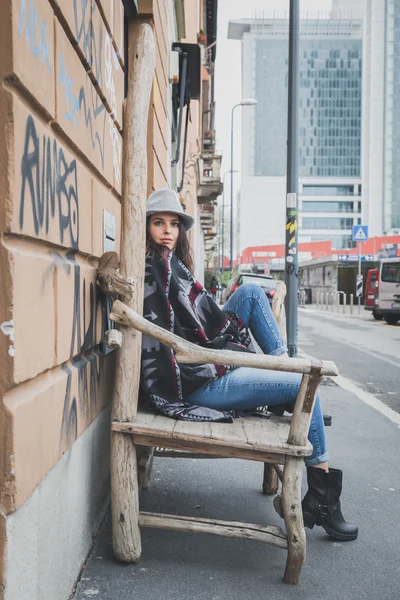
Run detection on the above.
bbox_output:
[229,9,364,256]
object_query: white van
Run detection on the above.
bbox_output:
[374,258,400,325]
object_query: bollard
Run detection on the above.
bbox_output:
[336,291,346,314]
[350,293,354,315]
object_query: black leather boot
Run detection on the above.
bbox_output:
[302,467,358,541]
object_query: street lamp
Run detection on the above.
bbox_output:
[220,169,238,282]
[230,98,258,273]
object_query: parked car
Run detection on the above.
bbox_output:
[221,273,280,305]
[364,268,382,320]
[373,258,400,325]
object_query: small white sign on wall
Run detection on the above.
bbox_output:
[103,210,116,252]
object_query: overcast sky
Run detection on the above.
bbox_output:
[215,0,333,205]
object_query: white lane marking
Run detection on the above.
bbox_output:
[300,317,400,370]
[299,348,400,426]
[334,338,400,370]
[334,374,400,426]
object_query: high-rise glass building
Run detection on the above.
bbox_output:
[229,10,364,254]
[254,38,362,179]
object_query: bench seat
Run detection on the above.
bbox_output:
[111,408,313,464]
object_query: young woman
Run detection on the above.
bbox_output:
[142,188,358,542]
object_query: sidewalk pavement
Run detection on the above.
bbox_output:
[73,384,400,600]
[301,303,374,320]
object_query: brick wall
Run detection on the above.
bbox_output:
[0,0,125,590]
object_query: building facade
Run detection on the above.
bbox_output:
[0,1,220,598]
[361,0,400,237]
[229,10,364,255]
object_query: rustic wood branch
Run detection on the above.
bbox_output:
[110,21,155,565]
[138,512,288,549]
[282,457,306,584]
[111,431,141,562]
[287,366,323,448]
[97,251,134,303]
[109,299,338,376]
[105,329,123,349]
[154,449,230,459]
[271,281,287,343]
[262,463,280,495]
[114,431,293,464]
[136,446,154,489]
[273,464,284,482]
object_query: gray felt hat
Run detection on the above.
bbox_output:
[146,189,195,231]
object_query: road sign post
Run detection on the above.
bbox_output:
[352,225,368,315]
[358,242,362,314]
[356,273,363,312]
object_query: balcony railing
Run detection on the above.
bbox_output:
[197,154,223,203]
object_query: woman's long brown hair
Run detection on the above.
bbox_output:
[146,216,195,274]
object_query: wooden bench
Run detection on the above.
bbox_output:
[105,299,338,585]
[98,22,339,586]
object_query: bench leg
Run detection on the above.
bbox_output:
[137,446,155,489]
[281,457,306,584]
[262,463,279,495]
[111,431,142,562]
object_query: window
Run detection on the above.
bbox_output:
[302,201,356,213]
[381,263,400,283]
[302,185,354,196]
[302,218,354,230]
[302,233,353,249]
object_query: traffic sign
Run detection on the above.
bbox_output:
[377,245,398,259]
[337,254,375,262]
[352,225,369,242]
[356,274,363,297]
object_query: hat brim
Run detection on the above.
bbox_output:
[146,209,195,231]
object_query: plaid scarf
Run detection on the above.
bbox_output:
[140,250,252,421]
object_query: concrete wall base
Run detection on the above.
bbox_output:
[5,406,111,600]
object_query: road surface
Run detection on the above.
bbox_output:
[298,307,400,413]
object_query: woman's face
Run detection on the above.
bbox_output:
[149,212,180,250]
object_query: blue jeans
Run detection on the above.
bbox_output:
[187,284,328,467]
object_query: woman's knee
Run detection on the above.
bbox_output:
[240,283,264,298]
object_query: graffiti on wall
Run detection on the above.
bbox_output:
[58,53,107,171]
[18,0,53,73]
[92,7,122,183]
[19,115,80,249]
[58,251,113,448]
[18,115,113,448]
[57,50,121,187]
[109,0,124,62]
[72,0,92,65]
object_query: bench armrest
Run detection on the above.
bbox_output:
[110,299,338,377]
